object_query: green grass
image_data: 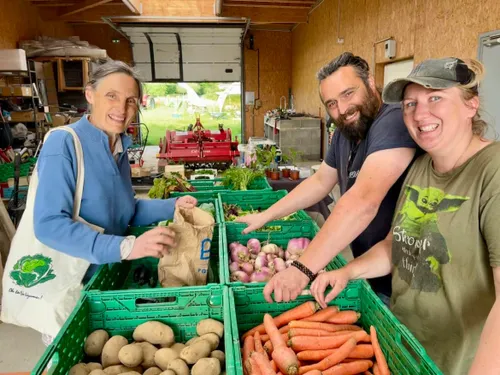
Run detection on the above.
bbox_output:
[139,106,242,146]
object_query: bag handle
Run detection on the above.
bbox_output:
[43,127,85,219]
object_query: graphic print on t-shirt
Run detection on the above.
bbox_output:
[392,185,469,292]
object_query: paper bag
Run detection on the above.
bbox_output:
[158,206,215,287]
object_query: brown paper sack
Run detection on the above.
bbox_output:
[158,206,215,287]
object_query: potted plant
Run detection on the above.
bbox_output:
[287,148,303,180]
[268,146,280,180]
[280,153,291,178]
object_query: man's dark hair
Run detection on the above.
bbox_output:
[316,52,370,85]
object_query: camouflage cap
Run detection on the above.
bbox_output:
[382,57,474,103]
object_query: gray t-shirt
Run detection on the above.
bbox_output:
[325,103,417,296]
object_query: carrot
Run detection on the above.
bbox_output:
[373,362,381,375]
[261,325,290,342]
[348,344,374,359]
[325,311,360,325]
[302,371,322,375]
[302,306,339,322]
[252,351,278,375]
[370,326,389,375]
[264,340,274,354]
[264,314,300,375]
[249,356,263,375]
[270,360,278,372]
[289,321,362,333]
[289,328,348,338]
[255,332,266,355]
[298,349,337,362]
[298,338,357,374]
[244,335,256,374]
[364,372,374,375]
[243,301,319,339]
[288,331,367,351]
[322,360,373,375]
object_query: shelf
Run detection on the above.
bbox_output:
[0,70,29,77]
[0,96,39,99]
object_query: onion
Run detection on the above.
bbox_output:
[287,238,310,258]
[250,267,272,282]
[262,244,279,255]
[231,244,250,263]
[229,261,240,273]
[246,238,261,255]
[229,242,240,251]
[273,258,286,273]
[266,254,276,262]
[250,253,258,260]
[254,253,268,270]
[231,270,250,283]
[241,262,254,275]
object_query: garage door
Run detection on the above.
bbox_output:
[116,23,245,82]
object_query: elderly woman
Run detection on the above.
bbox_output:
[310,57,500,374]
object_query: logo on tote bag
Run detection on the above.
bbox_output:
[10,254,56,288]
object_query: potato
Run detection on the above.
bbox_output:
[184,336,199,346]
[196,319,224,339]
[133,321,174,347]
[69,363,90,375]
[102,336,128,368]
[199,334,220,351]
[143,367,162,375]
[87,363,103,371]
[103,365,142,375]
[85,330,110,357]
[139,342,158,369]
[159,371,176,375]
[192,358,221,375]
[89,370,106,375]
[166,359,189,375]
[119,344,144,367]
[210,351,225,368]
[179,340,211,364]
[119,372,141,375]
[154,348,179,370]
[169,343,185,355]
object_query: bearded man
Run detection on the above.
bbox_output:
[237,52,418,305]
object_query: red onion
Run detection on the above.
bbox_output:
[287,238,310,257]
[273,258,286,273]
[229,242,240,251]
[246,238,261,255]
[241,262,254,275]
[231,270,250,282]
[229,261,240,273]
[254,253,268,270]
[262,244,279,255]
[250,267,272,282]
[266,254,276,262]
[231,244,250,263]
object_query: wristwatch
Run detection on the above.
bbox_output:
[291,260,317,282]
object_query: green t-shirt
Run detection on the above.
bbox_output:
[390,142,500,375]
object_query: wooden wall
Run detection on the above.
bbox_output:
[244,30,292,138]
[291,0,500,116]
[0,0,74,49]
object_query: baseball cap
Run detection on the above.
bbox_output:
[382,57,474,103]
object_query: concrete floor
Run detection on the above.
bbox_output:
[0,146,351,373]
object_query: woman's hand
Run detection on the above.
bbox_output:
[175,195,197,209]
[127,227,176,259]
[310,268,351,309]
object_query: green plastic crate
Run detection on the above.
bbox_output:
[85,224,222,291]
[228,282,442,375]
[223,221,346,287]
[190,177,272,192]
[32,285,236,375]
[0,157,37,183]
[218,190,312,227]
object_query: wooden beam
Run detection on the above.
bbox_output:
[225,0,315,3]
[224,2,312,9]
[222,5,308,23]
[37,2,77,6]
[121,0,142,14]
[60,0,114,17]
[54,4,134,22]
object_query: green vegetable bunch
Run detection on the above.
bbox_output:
[222,167,264,191]
[148,173,196,199]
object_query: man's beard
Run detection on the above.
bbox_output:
[333,89,380,142]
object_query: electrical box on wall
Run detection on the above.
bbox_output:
[245,91,255,105]
[385,40,396,59]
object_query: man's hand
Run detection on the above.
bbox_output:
[310,268,351,309]
[175,195,197,209]
[235,212,269,234]
[263,266,310,303]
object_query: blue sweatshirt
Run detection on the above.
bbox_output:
[33,116,176,275]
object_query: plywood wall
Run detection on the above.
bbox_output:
[0,0,74,49]
[292,0,500,115]
[244,30,292,138]
[73,25,133,64]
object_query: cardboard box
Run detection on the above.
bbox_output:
[51,114,68,127]
[0,87,12,96]
[11,85,32,96]
[10,111,45,122]
[0,49,28,71]
[164,164,185,178]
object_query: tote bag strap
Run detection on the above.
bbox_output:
[43,127,85,219]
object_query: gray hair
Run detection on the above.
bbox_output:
[316,52,370,85]
[86,59,143,108]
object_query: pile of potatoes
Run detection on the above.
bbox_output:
[69,319,226,375]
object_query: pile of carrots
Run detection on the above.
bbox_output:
[240,301,390,375]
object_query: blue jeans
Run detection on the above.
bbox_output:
[377,293,391,308]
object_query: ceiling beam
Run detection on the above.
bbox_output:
[224,2,312,9]
[37,2,77,6]
[121,0,142,14]
[59,0,114,17]
[222,5,308,23]
[225,0,315,3]
[42,4,132,22]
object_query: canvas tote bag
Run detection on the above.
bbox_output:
[0,126,104,337]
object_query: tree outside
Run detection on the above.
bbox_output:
[139,82,242,146]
